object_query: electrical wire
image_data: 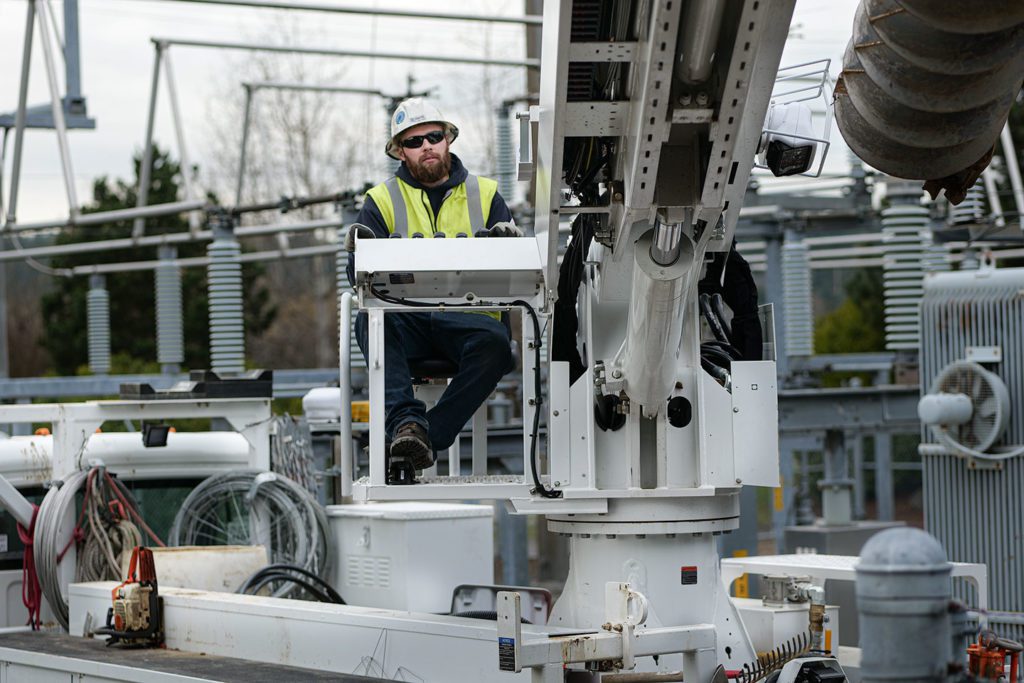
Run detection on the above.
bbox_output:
[9,232,73,278]
[33,471,86,630]
[270,415,318,496]
[32,467,158,631]
[78,470,142,585]
[169,470,332,597]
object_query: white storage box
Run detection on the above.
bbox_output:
[732,597,840,654]
[327,502,493,613]
[120,546,269,593]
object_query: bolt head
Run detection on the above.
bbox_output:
[612,369,622,379]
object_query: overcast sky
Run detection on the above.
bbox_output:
[0,0,860,223]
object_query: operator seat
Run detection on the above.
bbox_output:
[404,314,517,479]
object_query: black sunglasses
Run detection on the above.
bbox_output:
[400,130,446,149]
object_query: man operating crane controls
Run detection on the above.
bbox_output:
[345,97,519,480]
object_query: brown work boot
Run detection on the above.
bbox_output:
[390,422,433,471]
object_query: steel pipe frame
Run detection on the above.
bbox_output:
[0,368,346,401]
[982,168,1006,229]
[70,241,339,276]
[1000,122,1024,224]
[235,81,386,205]
[163,49,202,234]
[0,216,339,263]
[132,41,165,238]
[152,0,542,25]
[133,35,537,236]
[152,37,540,69]
[7,199,206,233]
[338,290,353,502]
[5,1,36,227]
[4,0,88,232]
[35,0,79,220]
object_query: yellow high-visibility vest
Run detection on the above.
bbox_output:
[366,173,503,322]
[366,173,497,238]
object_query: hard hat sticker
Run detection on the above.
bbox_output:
[395,111,406,125]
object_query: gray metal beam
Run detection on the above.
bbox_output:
[63,0,83,100]
[152,0,542,25]
[35,0,79,219]
[244,82,385,96]
[874,432,894,521]
[70,242,339,276]
[0,0,94,131]
[0,217,339,262]
[779,386,920,433]
[5,1,36,227]
[763,234,787,376]
[133,42,165,238]
[153,37,540,69]
[235,81,387,204]
[787,352,897,374]
[851,432,865,519]
[0,368,358,400]
[9,199,205,233]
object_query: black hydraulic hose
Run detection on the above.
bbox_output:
[710,293,733,339]
[699,293,730,344]
[513,298,561,499]
[701,345,735,370]
[702,340,742,361]
[239,563,346,604]
[245,574,340,604]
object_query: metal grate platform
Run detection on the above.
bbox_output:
[353,474,533,501]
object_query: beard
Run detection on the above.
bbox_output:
[406,150,452,185]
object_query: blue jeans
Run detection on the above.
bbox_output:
[356,311,514,451]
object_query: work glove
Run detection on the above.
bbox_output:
[476,221,523,238]
[343,223,376,252]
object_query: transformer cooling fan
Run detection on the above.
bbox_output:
[918,360,1010,456]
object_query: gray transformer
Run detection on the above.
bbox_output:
[919,264,1024,642]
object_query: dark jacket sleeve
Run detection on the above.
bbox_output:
[486,192,516,230]
[346,195,391,287]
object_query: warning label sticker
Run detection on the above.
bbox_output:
[680,565,698,585]
[498,637,516,671]
[389,272,415,285]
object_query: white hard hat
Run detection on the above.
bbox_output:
[385,97,459,159]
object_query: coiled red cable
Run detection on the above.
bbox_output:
[16,505,41,630]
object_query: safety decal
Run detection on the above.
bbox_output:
[680,566,698,585]
[498,637,516,671]
[389,273,415,285]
